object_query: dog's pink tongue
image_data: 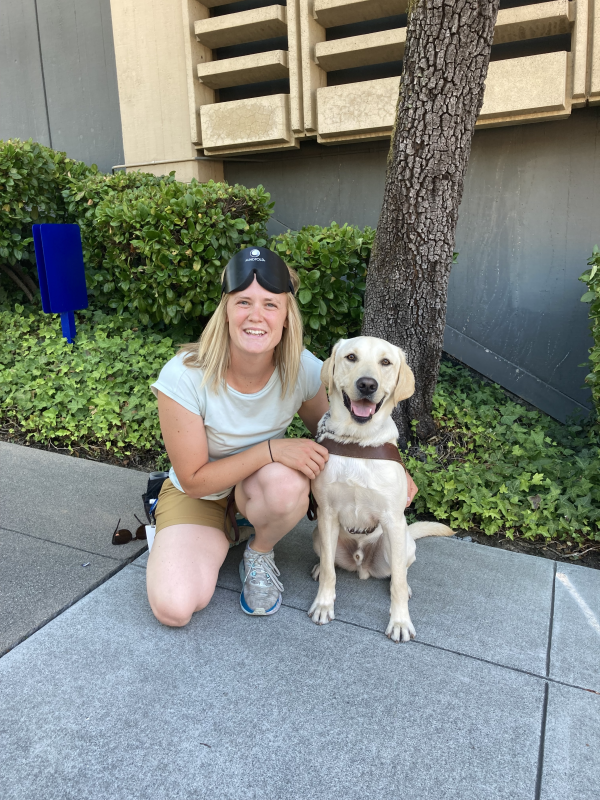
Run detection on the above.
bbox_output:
[351,400,376,417]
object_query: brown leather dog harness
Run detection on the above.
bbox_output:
[306,437,406,523]
[226,438,407,538]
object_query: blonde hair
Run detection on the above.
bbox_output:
[177,265,304,397]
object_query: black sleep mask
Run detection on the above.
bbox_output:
[221,247,295,295]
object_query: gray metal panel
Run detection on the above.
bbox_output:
[236,142,390,233]
[442,326,589,421]
[450,109,598,419]
[36,0,124,172]
[224,108,599,422]
[0,0,51,146]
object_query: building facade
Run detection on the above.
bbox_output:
[1,0,599,420]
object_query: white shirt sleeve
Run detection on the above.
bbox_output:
[150,354,206,417]
[299,349,324,402]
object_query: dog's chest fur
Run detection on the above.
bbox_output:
[313,414,406,534]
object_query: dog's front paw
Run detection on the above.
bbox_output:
[311,563,320,581]
[385,617,416,643]
[308,597,335,625]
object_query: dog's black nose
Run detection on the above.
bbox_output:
[356,377,378,395]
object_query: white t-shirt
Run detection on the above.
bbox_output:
[150,349,323,500]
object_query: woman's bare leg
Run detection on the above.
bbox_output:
[146,523,230,627]
[235,463,310,553]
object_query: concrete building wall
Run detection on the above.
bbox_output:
[0,0,124,173]
[224,107,600,422]
[108,0,223,182]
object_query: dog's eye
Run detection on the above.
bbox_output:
[381,359,391,366]
[346,354,357,362]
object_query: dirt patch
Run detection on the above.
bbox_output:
[451,528,600,571]
[0,425,159,473]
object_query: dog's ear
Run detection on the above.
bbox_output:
[393,348,415,405]
[321,339,344,392]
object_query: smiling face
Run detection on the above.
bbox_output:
[322,337,415,427]
[226,276,288,358]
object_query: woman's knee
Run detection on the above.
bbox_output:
[148,584,216,627]
[255,463,309,516]
[146,523,227,626]
[150,599,192,628]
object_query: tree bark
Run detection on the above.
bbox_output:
[362,0,500,447]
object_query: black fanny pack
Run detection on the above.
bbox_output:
[142,471,169,524]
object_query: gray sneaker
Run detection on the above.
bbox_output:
[239,544,283,616]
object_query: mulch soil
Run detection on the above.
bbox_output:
[3,423,599,572]
[451,528,600,571]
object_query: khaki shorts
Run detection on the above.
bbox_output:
[154,477,253,547]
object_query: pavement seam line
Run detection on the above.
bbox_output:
[0,553,143,660]
[214,581,599,695]
[534,683,550,800]
[533,561,558,800]
[0,525,146,563]
[545,561,558,676]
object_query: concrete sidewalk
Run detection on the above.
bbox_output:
[1,442,599,799]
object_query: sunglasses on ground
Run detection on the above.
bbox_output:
[112,514,148,545]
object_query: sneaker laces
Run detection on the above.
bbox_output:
[243,550,284,593]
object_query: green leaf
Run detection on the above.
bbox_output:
[298,289,312,304]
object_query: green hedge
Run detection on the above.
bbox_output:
[0,139,94,305]
[1,139,374,358]
[63,175,371,356]
[62,172,273,331]
[580,246,600,419]
[272,223,374,360]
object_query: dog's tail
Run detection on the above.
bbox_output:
[408,521,454,540]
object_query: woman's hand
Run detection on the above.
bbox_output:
[270,438,329,479]
[406,470,418,507]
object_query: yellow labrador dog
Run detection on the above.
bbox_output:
[309,336,453,642]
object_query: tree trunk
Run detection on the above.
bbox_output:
[362,0,500,448]
[0,264,36,304]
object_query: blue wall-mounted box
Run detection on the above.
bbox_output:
[32,223,88,342]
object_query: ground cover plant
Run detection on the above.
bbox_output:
[2,300,599,557]
[0,305,172,466]
[404,360,599,547]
